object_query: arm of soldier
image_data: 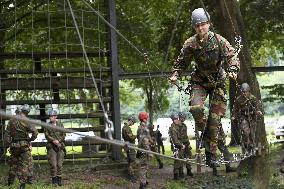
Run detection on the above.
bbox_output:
[170,40,194,83]
[220,35,240,80]
[126,127,136,141]
[44,128,56,143]
[28,124,38,142]
[59,123,66,142]
[169,128,183,149]
[253,97,264,117]
[3,124,12,146]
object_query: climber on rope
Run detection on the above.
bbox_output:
[232,83,264,154]
[170,8,240,176]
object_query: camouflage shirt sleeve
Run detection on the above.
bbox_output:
[172,37,195,76]
[27,124,38,141]
[122,125,136,142]
[4,123,12,146]
[169,125,183,148]
[217,34,240,73]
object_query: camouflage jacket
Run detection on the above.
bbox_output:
[180,122,190,145]
[4,116,38,148]
[232,93,263,121]
[122,122,136,143]
[168,123,183,149]
[137,121,152,148]
[173,31,240,85]
[44,121,66,145]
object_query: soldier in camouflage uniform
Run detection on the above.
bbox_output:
[44,109,66,186]
[168,113,185,180]
[4,104,38,189]
[232,83,263,153]
[148,124,163,169]
[136,112,151,189]
[170,8,240,176]
[122,115,137,182]
[178,112,193,177]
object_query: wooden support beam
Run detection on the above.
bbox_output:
[37,126,105,133]
[1,98,112,106]
[0,51,110,59]
[252,66,284,73]
[0,67,111,74]
[0,76,111,90]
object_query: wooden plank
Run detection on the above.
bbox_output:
[252,66,284,73]
[1,97,112,106]
[0,51,110,59]
[0,76,111,90]
[0,112,112,121]
[37,126,105,133]
[0,67,111,74]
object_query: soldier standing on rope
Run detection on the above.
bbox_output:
[170,8,240,176]
[44,109,66,186]
[4,104,38,189]
[156,125,165,155]
[148,124,163,169]
[178,112,193,177]
[232,83,263,154]
[122,115,137,182]
[168,113,185,180]
[136,112,151,189]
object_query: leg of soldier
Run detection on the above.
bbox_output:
[17,150,32,185]
[217,138,235,173]
[204,87,226,175]
[27,152,34,184]
[161,143,165,155]
[7,150,18,185]
[240,120,250,153]
[189,85,208,132]
[249,122,257,150]
[127,149,137,182]
[47,148,58,184]
[56,150,65,186]
[184,145,193,177]
[139,153,148,189]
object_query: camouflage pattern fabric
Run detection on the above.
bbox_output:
[232,93,263,151]
[217,126,231,162]
[172,31,240,157]
[180,122,192,170]
[169,123,184,174]
[44,121,66,178]
[149,127,163,166]
[156,129,165,154]
[4,116,38,184]
[137,121,151,185]
[122,122,137,176]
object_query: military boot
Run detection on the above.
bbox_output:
[57,176,62,186]
[173,173,179,180]
[187,168,193,177]
[139,182,147,189]
[179,168,184,178]
[20,183,26,189]
[225,164,236,173]
[27,176,33,184]
[128,175,137,183]
[158,160,164,169]
[52,177,57,186]
[212,167,220,177]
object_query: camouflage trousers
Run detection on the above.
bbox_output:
[189,84,227,156]
[138,153,149,185]
[239,119,256,152]
[8,147,33,184]
[47,147,65,178]
[173,146,192,174]
[126,149,136,176]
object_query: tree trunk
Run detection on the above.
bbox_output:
[145,79,154,125]
[215,0,269,188]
